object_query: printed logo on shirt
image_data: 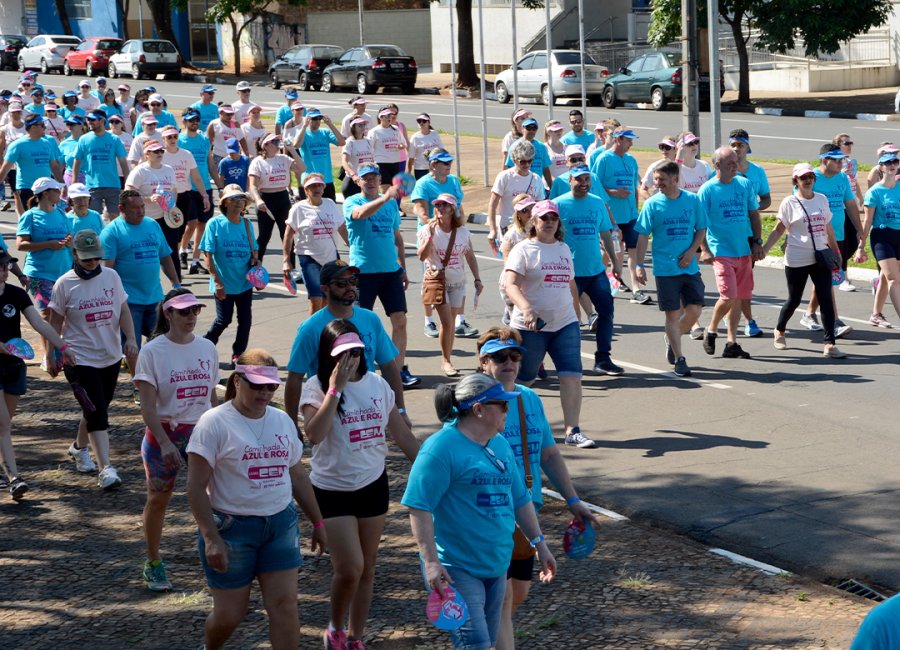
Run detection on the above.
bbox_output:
[349,426,383,443]
[85,310,113,322]
[242,443,290,461]
[248,465,286,480]
[476,493,511,507]
[2,304,16,318]
[176,385,209,399]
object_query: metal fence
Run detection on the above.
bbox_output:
[579,40,677,73]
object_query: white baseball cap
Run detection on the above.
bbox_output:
[67,182,91,199]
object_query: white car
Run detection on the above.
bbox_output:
[108,39,182,81]
[18,35,82,74]
[494,50,609,106]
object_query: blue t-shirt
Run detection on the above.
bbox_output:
[74,131,126,188]
[58,137,79,171]
[99,103,123,119]
[635,189,708,277]
[555,191,612,277]
[16,207,73,281]
[26,103,45,117]
[549,170,573,199]
[697,176,759,258]
[812,170,855,240]
[299,128,339,182]
[343,193,401,274]
[69,209,105,235]
[4,136,62,190]
[850,593,900,650]
[561,130,594,151]
[864,183,900,231]
[132,110,176,136]
[99,217,171,305]
[218,155,250,191]
[500,385,555,508]
[590,149,640,224]
[286,306,399,377]
[199,214,257,295]
[401,425,531,579]
[736,161,771,199]
[178,132,212,191]
[190,101,220,132]
[275,104,293,128]
[60,106,86,121]
[410,174,465,220]
[505,138,551,177]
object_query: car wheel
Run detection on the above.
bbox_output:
[86,60,94,77]
[108,62,118,78]
[17,56,25,73]
[651,86,668,111]
[132,63,142,80]
[63,61,72,76]
[298,72,309,92]
[40,58,49,74]
[321,73,335,93]
[540,84,553,106]
[602,85,618,109]
[357,74,372,95]
[270,70,281,89]
[495,81,510,104]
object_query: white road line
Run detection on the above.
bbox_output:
[709,548,785,575]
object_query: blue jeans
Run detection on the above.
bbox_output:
[575,273,614,362]
[446,566,506,650]
[124,302,159,352]
[204,288,253,358]
[297,254,325,298]
[516,320,583,383]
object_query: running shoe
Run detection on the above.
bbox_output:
[564,427,596,449]
[180,252,188,270]
[823,345,847,358]
[838,279,857,292]
[664,335,675,365]
[0,476,8,490]
[133,388,141,405]
[744,319,763,337]
[869,312,893,328]
[619,282,632,294]
[68,442,97,474]
[324,628,348,650]
[189,261,209,275]
[454,321,479,338]
[834,319,853,339]
[98,466,122,490]
[400,366,421,388]
[423,322,439,338]
[347,640,366,650]
[799,313,824,331]
[672,357,691,377]
[143,559,173,592]
[9,477,28,500]
[689,326,704,341]
[722,342,751,359]
[773,334,787,350]
[588,312,599,332]
[702,330,717,356]
[630,290,652,305]
[593,359,624,376]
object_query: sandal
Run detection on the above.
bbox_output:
[442,364,460,377]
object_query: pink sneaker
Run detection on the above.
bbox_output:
[324,628,347,650]
[348,640,366,650]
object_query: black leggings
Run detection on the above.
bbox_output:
[156,216,185,282]
[63,362,121,432]
[839,216,858,272]
[777,263,836,344]
[342,175,361,198]
[256,189,291,259]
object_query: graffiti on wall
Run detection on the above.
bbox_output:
[265,15,306,62]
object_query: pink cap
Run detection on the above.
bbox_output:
[431,193,458,208]
[514,196,537,212]
[678,132,700,147]
[658,138,677,148]
[513,109,532,121]
[262,133,281,146]
[142,139,165,151]
[547,122,564,132]
[302,174,326,188]
[291,102,305,111]
[163,293,204,311]
[331,333,365,357]
[117,84,131,91]
[45,103,59,110]
[377,107,394,118]
[142,114,158,125]
[415,113,430,121]
[792,162,816,179]
[160,126,179,137]
[352,97,367,106]
[531,199,559,219]
[350,117,368,127]
[234,364,283,385]
[219,105,234,113]
[594,121,606,131]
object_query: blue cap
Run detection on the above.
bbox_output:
[457,382,521,411]
[96,77,107,83]
[819,148,847,160]
[358,163,380,177]
[45,91,56,100]
[570,165,591,177]
[86,111,107,121]
[29,87,43,96]
[428,151,454,163]
[225,137,241,153]
[522,118,538,127]
[63,90,77,99]
[284,90,298,99]
[307,108,323,118]
[200,85,216,93]
[182,110,201,121]
[878,152,898,164]
[142,86,157,93]
[613,129,639,139]
[25,114,44,128]
[65,115,85,126]
[479,338,526,356]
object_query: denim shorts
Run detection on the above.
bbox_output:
[433,565,506,650]
[141,423,193,493]
[198,503,302,590]
[516,320,583,382]
[297,255,325,298]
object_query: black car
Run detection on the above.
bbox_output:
[0,35,28,71]
[269,44,343,91]
[321,44,417,95]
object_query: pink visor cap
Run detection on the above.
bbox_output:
[234,364,283,385]
[163,293,205,311]
[331,333,365,357]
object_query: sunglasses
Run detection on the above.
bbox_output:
[434,202,453,209]
[239,89,251,92]
[488,350,522,364]
[330,275,359,288]
[172,305,202,316]
[150,103,162,107]
[239,374,279,392]
[568,157,585,164]
[81,257,102,263]
[164,135,178,140]
[524,125,538,131]
[840,141,853,146]
[658,145,673,151]
[148,150,164,155]
[417,118,430,123]
[538,214,559,222]
[516,158,533,165]
[884,160,900,167]
[482,444,507,473]
[797,174,816,182]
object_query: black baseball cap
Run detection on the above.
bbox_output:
[319,260,360,286]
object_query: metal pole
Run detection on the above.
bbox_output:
[511,0,519,112]
[544,0,553,117]
[577,0,586,114]
[478,0,489,186]
[358,0,365,46]
[449,0,461,177]
[681,0,700,135]
[138,0,145,39]
[708,0,721,148]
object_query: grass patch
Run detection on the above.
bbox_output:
[796,591,810,602]
[458,175,474,186]
[616,568,652,588]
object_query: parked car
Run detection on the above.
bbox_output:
[64,37,123,77]
[321,44,417,94]
[18,35,82,74]
[494,50,609,106]
[108,39,181,80]
[269,44,344,91]
[601,49,724,111]
[0,35,28,72]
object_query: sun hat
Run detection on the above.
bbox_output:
[220,184,248,202]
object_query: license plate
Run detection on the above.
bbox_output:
[158,55,164,62]
[390,63,403,70]
[587,71,598,80]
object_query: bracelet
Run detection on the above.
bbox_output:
[326,388,341,398]
[474,278,481,283]
[173,283,182,289]
[566,496,581,506]
[312,520,325,529]
[59,343,70,352]
[529,533,545,548]
[398,407,407,414]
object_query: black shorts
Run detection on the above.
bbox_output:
[0,361,27,396]
[16,188,34,207]
[618,220,639,250]
[871,226,900,262]
[655,272,705,312]
[63,362,121,432]
[357,269,407,315]
[507,553,535,581]
[313,469,389,519]
[377,161,402,181]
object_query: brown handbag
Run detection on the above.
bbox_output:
[421,226,457,306]
[511,393,537,561]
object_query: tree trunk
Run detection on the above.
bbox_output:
[456,0,479,88]
[722,9,750,104]
[53,0,73,34]
[231,15,242,77]
[118,0,131,40]
[146,0,189,62]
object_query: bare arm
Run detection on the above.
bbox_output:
[283,370,305,431]
[409,507,452,593]
[386,406,418,461]
[288,460,326,555]
[488,193,501,239]
[160,256,179,286]
[187,453,228,572]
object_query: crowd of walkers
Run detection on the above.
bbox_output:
[0,69,893,649]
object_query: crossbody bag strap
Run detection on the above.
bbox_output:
[438,226,457,270]
[794,197,822,253]
[243,216,258,264]
[517,393,533,490]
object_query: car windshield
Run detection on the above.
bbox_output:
[554,52,598,66]
[55,38,82,46]
[312,47,342,58]
[369,46,406,58]
[144,41,176,53]
[96,40,122,50]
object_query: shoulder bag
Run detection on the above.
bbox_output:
[795,198,841,271]
[421,226,456,306]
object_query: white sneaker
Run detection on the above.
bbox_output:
[799,313,824,331]
[68,442,97,474]
[98,466,122,490]
[838,280,856,292]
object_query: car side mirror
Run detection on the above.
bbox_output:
[619,66,629,74]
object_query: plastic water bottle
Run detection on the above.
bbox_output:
[611,230,622,255]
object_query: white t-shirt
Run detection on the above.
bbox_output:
[231,100,259,125]
[76,94,100,112]
[505,239,577,332]
[2,123,26,169]
[408,131,444,170]
[341,112,373,138]
[128,131,164,164]
[133,335,220,426]
[287,199,343,264]
[777,193,832,268]
[210,119,244,157]
[114,131,134,175]
[248,154,292,191]
[641,158,669,194]
[187,401,304,517]
[163,147,198,193]
[241,122,267,157]
[126,163,176,221]
[501,131,519,155]
[368,125,405,164]
[300,372,394,491]
[548,145,568,179]
[342,138,375,175]
[678,160,712,194]
[48,266,129,368]
[491,168,544,229]
[118,96,135,129]
[417,226,472,285]
[44,116,68,143]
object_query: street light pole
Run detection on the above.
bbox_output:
[358,0,365,46]
[681,0,700,136]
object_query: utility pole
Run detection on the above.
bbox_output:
[708,0,722,148]
[681,0,700,136]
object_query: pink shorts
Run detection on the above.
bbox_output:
[713,255,754,300]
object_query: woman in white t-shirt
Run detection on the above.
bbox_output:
[501,109,531,168]
[134,288,219,592]
[206,105,247,167]
[299,322,418,650]
[125,139,177,223]
[281,173,348,315]
[248,133,305,260]
[187,348,326,649]
[676,132,712,194]
[340,96,373,138]
[762,163,844,358]
[241,105,267,157]
[640,136,677,200]
[109,115,133,181]
[340,118,375,199]
[406,113,444,179]
[544,121,567,180]
[488,139,544,246]
[43,104,68,143]
[367,107,407,193]
[417,193,482,377]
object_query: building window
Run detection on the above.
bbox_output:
[64,0,92,20]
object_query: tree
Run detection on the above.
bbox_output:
[648,0,893,105]
[147,0,189,61]
[53,0,74,34]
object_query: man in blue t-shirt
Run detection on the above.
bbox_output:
[635,161,708,377]
[283,259,411,432]
[0,114,64,212]
[697,147,762,360]
[189,85,220,132]
[560,109,594,151]
[344,163,420,388]
[555,166,622,376]
[72,111,129,220]
[850,592,900,650]
[275,89,299,135]
[295,108,345,200]
[549,144,587,199]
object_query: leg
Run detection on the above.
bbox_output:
[807,284,819,316]
[232,289,254,358]
[664,309,685,360]
[0,391,21,481]
[143,489,174,560]
[324,516,364,633]
[776,265,809,334]
[707,297,735,334]
[874,270,889,314]
[497,578,532,650]
[878,258,900,319]
[256,210,276,260]
[258,569,301,650]
[725,300,742,344]
[558,375,582,432]
[347,515,387,640]
[206,586,253,650]
[578,274,614,363]
[810,265,837,346]
[434,302,455,371]
[389,311,408,369]
[205,293,236,346]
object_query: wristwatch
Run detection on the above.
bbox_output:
[752,237,763,245]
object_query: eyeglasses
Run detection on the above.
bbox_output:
[150,102,162,107]
[884,160,900,167]
[658,145,673,151]
[524,125,538,131]
[568,157,585,164]
[488,350,522,364]
[516,158,533,165]
[330,275,359,288]
[538,214,559,222]
[482,444,507,473]
[239,374,279,392]
[434,202,453,209]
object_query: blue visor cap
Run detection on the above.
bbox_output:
[25,115,44,128]
[307,108,323,118]
[522,118,538,127]
[63,90,77,99]
[284,90,298,99]
[65,116,85,126]
[458,382,521,411]
[570,165,591,177]
[480,338,526,356]
[182,110,201,122]
[614,129,639,139]
[428,151,454,163]
[358,163,380,177]
[878,152,899,164]
[200,85,216,93]
[86,111,107,121]
[820,149,847,160]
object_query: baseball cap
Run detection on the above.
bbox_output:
[0,249,18,265]
[225,137,241,153]
[29,88,43,96]
[86,111,107,121]
[306,108,323,119]
[96,77,107,84]
[31,177,64,194]
[63,90,78,99]
[148,93,164,104]
[182,110,201,122]
[331,332,365,357]
[564,144,585,158]
[570,165,591,178]
[78,80,91,88]
[72,229,103,260]
[678,132,699,147]
[284,90,298,99]
[791,163,816,179]
[357,163,380,177]
[532,199,559,219]
[878,152,899,165]
[142,86,157,93]
[25,114,44,129]
[320,260,360,285]
[67,182,92,199]
[235,80,251,91]
[141,114,159,125]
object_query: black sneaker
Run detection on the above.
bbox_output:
[702,330,717,356]
[722,342,751,359]
[664,335,675,365]
[400,365,421,388]
[9,477,29,500]
[190,261,210,275]
[673,357,691,377]
[180,252,188,270]
[593,359,624,376]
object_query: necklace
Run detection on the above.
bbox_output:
[236,404,268,442]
